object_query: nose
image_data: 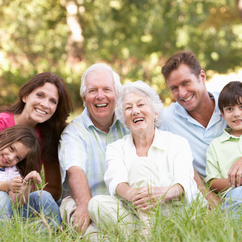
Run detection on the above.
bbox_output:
[234,107,241,117]
[178,86,187,99]
[8,153,15,162]
[96,89,105,100]
[40,98,49,109]
[132,105,140,115]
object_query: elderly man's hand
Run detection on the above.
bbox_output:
[72,205,91,235]
[228,157,242,188]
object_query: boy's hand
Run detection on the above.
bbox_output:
[24,171,42,185]
[9,176,23,193]
[228,157,242,187]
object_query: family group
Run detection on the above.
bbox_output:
[0,50,242,240]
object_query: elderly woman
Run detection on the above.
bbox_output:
[88,81,204,236]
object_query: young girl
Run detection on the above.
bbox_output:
[0,125,41,220]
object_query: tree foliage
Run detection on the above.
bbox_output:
[0,0,241,108]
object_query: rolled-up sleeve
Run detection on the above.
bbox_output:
[169,137,200,203]
[104,142,128,197]
[58,124,87,188]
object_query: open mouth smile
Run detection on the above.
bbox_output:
[35,108,47,115]
[184,94,194,102]
[95,104,108,108]
[133,117,144,123]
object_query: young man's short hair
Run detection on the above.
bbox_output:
[161,51,202,81]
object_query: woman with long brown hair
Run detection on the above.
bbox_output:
[0,72,72,226]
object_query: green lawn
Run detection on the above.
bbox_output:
[1,198,242,242]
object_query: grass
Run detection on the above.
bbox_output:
[1,197,242,242]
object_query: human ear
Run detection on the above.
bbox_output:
[200,70,206,84]
[82,96,86,106]
[22,96,27,103]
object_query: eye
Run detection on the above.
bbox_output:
[184,81,190,85]
[225,107,232,111]
[16,157,21,162]
[9,146,14,152]
[125,106,131,110]
[139,103,144,107]
[50,99,57,104]
[170,87,177,91]
[36,93,43,98]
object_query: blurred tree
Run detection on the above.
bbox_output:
[0,0,241,109]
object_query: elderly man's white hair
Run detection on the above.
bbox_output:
[116,80,163,128]
[80,63,121,98]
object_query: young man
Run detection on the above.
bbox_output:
[205,81,242,215]
[58,63,129,235]
[160,51,229,207]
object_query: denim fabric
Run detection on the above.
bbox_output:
[0,191,11,220]
[222,186,242,219]
[19,190,62,229]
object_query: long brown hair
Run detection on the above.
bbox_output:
[1,72,72,164]
[0,125,40,177]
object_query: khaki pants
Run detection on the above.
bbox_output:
[88,157,162,235]
[60,196,98,240]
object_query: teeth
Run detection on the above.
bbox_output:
[184,95,194,102]
[35,108,47,115]
[134,118,144,123]
[96,104,107,107]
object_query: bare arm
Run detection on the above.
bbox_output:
[68,166,91,234]
[43,162,62,201]
[194,170,220,208]
[209,178,230,193]
[116,182,138,202]
[0,177,22,193]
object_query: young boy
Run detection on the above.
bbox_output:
[205,81,242,215]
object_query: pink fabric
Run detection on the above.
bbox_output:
[0,112,43,172]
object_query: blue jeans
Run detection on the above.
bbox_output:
[222,186,242,219]
[0,191,12,221]
[19,190,62,229]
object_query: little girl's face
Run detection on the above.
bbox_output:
[0,142,30,167]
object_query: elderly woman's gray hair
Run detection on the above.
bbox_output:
[80,63,121,99]
[116,80,163,128]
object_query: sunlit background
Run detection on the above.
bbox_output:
[1,0,242,116]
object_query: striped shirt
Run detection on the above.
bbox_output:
[58,107,129,196]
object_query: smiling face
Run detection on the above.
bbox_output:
[0,142,29,168]
[123,92,158,135]
[22,82,59,127]
[222,102,242,137]
[167,64,207,113]
[83,70,116,131]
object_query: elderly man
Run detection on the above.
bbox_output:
[59,63,128,235]
[160,51,230,207]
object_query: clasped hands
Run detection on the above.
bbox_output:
[9,170,42,193]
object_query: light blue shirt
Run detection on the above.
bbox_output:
[160,92,227,177]
[58,107,129,196]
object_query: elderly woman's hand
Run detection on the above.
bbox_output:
[133,184,184,210]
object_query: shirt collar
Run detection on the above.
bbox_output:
[123,128,165,155]
[174,91,222,119]
[83,107,120,132]
[220,128,240,142]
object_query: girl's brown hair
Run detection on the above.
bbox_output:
[0,72,72,164]
[0,125,40,177]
